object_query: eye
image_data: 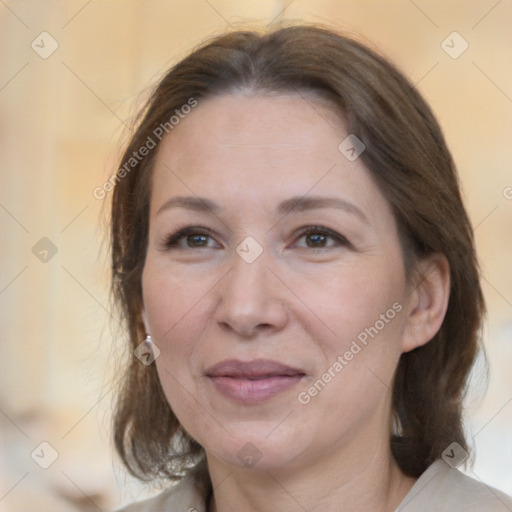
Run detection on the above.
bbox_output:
[164,227,221,249]
[294,226,350,249]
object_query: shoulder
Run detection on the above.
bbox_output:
[397,459,512,511]
[113,469,210,512]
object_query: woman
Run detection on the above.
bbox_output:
[111,25,512,511]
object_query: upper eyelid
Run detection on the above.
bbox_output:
[292,226,349,246]
[164,227,220,248]
[297,226,345,237]
[163,225,349,249]
[164,226,343,239]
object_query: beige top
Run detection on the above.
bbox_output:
[115,460,512,511]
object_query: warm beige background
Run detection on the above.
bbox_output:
[1,1,511,510]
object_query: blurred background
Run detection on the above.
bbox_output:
[1,1,511,510]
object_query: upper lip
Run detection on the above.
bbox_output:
[205,359,305,379]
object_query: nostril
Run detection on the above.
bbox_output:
[256,322,273,331]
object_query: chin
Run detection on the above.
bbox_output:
[201,423,311,472]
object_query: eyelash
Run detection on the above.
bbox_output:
[164,226,216,249]
[163,225,350,250]
[295,225,350,249]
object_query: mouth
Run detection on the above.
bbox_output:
[205,359,306,404]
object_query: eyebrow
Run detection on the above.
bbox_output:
[157,195,368,224]
[157,196,220,216]
[277,196,368,224]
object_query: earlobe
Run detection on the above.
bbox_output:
[402,254,450,353]
[141,308,150,335]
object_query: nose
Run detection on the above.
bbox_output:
[214,249,289,338]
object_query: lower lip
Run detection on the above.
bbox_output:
[209,375,304,404]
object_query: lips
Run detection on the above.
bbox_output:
[206,359,305,379]
[206,359,305,404]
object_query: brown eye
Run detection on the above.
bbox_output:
[295,226,349,250]
[304,233,328,247]
[185,234,209,247]
[164,227,220,250]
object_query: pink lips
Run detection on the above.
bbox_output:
[206,359,305,404]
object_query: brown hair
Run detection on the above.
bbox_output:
[111,24,485,482]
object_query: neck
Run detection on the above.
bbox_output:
[206,427,416,512]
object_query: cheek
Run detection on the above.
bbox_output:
[296,261,406,407]
[142,258,214,334]
[142,264,215,429]
[297,270,405,422]
[141,262,211,368]
[304,261,405,345]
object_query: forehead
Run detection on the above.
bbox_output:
[150,93,392,223]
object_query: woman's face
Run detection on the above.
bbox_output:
[142,93,414,473]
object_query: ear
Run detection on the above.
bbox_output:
[141,308,150,335]
[402,253,450,353]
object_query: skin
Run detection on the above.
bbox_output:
[141,93,450,511]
